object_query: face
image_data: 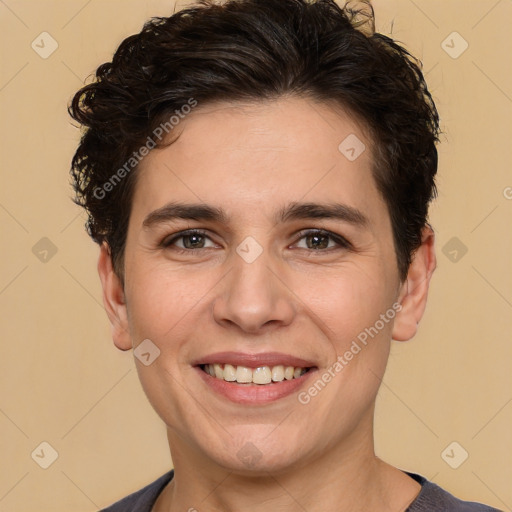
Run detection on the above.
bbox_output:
[99,96,433,475]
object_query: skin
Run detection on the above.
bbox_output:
[98,96,436,512]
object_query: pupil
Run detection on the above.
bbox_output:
[185,234,204,249]
[308,234,328,249]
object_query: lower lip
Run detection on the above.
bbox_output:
[195,366,317,405]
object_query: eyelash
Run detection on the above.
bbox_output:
[160,228,352,253]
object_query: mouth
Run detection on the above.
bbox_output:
[193,352,318,404]
[199,363,315,385]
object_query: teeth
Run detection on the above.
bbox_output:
[214,363,224,379]
[271,365,285,382]
[203,364,309,384]
[223,364,236,381]
[253,366,272,384]
[235,365,253,383]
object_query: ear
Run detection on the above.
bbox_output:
[97,242,132,351]
[392,225,436,342]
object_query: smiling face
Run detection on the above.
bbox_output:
[98,96,434,475]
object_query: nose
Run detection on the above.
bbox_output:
[212,245,296,334]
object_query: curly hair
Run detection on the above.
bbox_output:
[69,0,440,281]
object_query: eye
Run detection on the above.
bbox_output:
[160,229,216,251]
[293,229,351,251]
[159,228,351,253]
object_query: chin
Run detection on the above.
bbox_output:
[196,429,313,476]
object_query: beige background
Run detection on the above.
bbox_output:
[0,0,511,510]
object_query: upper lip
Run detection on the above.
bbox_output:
[192,351,317,368]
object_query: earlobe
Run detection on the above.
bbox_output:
[97,243,132,351]
[392,226,436,342]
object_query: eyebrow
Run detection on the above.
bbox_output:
[142,201,369,229]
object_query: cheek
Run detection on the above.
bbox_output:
[124,264,207,428]
[293,263,396,345]
[124,261,214,346]
[293,262,397,414]
[297,270,394,425]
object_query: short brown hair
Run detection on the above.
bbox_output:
[69,0,440,281]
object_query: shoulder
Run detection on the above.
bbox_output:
[405,472,503,512]
[100,470,174,512]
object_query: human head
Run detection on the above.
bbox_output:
[69,0,440,483]
[69,0,439,284]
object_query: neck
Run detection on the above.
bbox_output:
[155,412,420,512]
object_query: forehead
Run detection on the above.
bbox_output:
[131,96,386,228]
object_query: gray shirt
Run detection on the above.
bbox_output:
[100,470,502,511]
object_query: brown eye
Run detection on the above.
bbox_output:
[161,230,214,250]
[294,229,351,251]
[304,232,331,250]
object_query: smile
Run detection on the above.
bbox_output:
[194,352,318,404]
